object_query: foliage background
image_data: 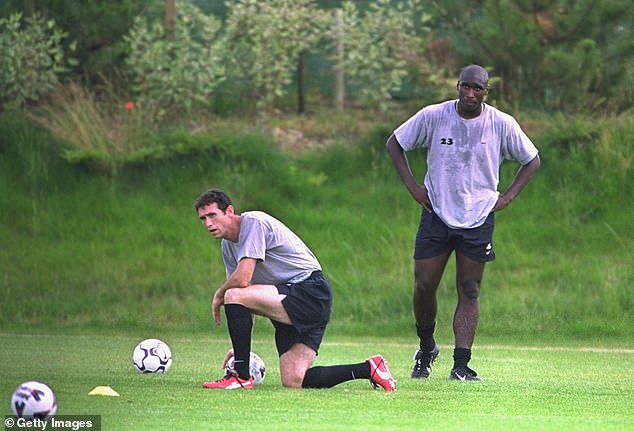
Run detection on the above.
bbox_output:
[1,0,632,114]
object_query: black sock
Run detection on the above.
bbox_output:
[301,362,370,388]
[416,322,436,352]
[224,304,253,380]
[453,348,471,369]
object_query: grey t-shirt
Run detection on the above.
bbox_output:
[394,100,538,229]
[221,211,321,285]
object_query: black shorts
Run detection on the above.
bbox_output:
[273,271,332,356]
[414,210,496,262]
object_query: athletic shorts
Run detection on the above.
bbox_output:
[273,270,332,356]
[414,210,496,262]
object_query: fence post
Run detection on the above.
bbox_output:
[165,0,176,40]
[334,8,345,111]
[297,51,305,114]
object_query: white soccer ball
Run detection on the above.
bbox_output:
[224,352,266,385]
[133,338,173,374]
[11,381,57,419]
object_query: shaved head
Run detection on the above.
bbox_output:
[459,65,489,87]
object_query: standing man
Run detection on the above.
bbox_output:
[386,65,540,381]
[195,188,396,390]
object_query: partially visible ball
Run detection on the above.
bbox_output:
[224,351,266,384]
[11,381,57,419]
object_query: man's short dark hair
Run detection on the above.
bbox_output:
[458,64,489,87]
[194,188,232,212]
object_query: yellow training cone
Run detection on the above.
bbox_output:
[88,386,120,396]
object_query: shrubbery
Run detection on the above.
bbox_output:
[0,13,75,109]
[124,2,225,119]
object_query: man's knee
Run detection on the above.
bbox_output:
[281,359,309,388]
[459,279,480,300]
[281,371,305,388]
[224,288,247,304]
[414,278,437,296]
[280,344,315,388]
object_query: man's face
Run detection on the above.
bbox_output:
[456,68,488,116]
[457,80,488,116]
[198,202,234,240]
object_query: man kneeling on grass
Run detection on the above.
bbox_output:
[195,188,396,391]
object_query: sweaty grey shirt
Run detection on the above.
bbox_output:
[394,100,538,229]
[221,211,321,285]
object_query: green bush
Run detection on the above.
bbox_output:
[0,12,76,109]
[340,0,430,111]
[222,0,329,115]
[124,2,225,119]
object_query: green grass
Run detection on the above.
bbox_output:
[0,112,633,341]
[1,110,632,429]
[1,331,632,431]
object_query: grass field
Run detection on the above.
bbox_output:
[1,110,632,430]
[1,331,632,431]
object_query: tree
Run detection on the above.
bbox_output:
[339,0,431,111]
[222,0,329,116]
[430,0,634,112]
[17,0,144,84]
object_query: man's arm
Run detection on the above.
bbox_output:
[494,155,541,211]
[386,133,432,212]
[223,257,257,291]
[212,257,257,325]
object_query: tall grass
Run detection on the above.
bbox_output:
[28,81,157,173]
[0,110,632,344]
[484,114,634,341]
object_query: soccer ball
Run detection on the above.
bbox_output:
[224,351,266,385]
[11,381,57,419]
[133,338,173,373]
